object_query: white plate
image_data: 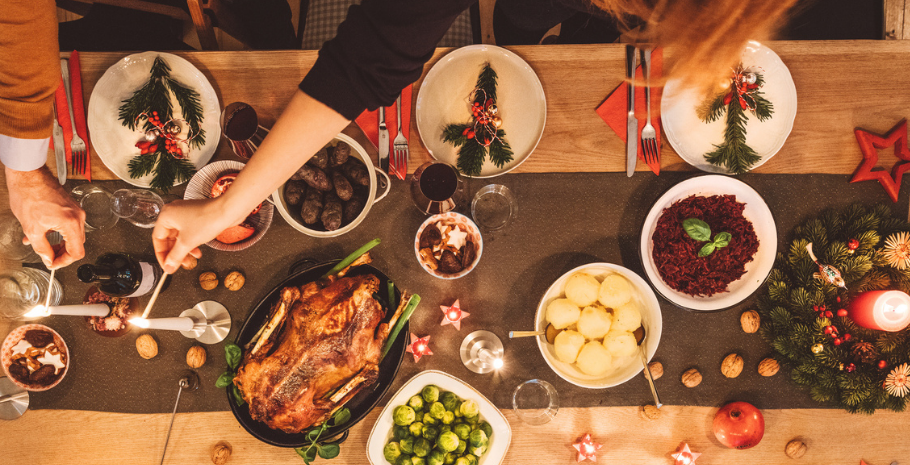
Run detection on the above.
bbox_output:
[366,370,511,465]
[661,41,797,174]
[534,263,662,389]
[639,175,777,311]
[416,45,546,178]
[88,52,221,187]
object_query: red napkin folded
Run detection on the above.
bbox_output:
[354,85,412,179]
[69,50,91,181]
[596,48,663,175]
[52,78,73,162]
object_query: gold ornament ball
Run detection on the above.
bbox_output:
[811,343,824,354]
[487,104,498,116]
[491,116,502,128]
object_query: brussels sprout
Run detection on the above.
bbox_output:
[454,440,467,455]
[414,438,432,457]
[427,450,445,465]
[440,391,459,411]
[453,401,464,417]
[465,415,479,427]
[478,421,493,439]
[437,431,460,452]
[463,454,478,465]
[459,400,479,419]
[469,429,488,448]
[454,458,470,465]
[400,437,415,454]
[444,452,458,465]
[453,423,471,441]
[422,412,438,426]
[469,445,486,457]
[384,442,403,463]
[421,385,440,403]
[408,422,424,437]
[411,457,426,465]
[394,406,417,426]
[422,425,440,441]
[396,456,413,465]
[429,402,446,420]
[441,411,455,425]
[394,425,411,441]
[408,395,425,411]
[439,424,452,434]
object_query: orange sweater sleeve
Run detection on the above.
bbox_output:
[0,0,59,140]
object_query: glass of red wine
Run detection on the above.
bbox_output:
[220,102,270,160]
[410,162,465,215]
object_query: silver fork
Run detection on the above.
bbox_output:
[392,94,409,180]
[640,49,659,167]
[60,58,87,176]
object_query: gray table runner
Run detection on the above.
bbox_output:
[23,172,905,414]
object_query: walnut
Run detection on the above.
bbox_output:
[181,256,198,270]
[721,353,744,378]
[419,248,438,271]
[224,271,245,291]
[187,345,207,368]
[681,368,702,387]
[759,357,780,377]
[647,361,663,380]
[136,334,158,359]
[640,404,661,420]
[199,272,218,291]
[785,439,807,459]
[211,441,232,465]
[741,310,760,333]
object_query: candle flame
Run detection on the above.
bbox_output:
[24,305,50,318]
[584,443,594,454]
[679,454,692,465]
[417,343,426,353]
[129,317,150,328]
[493,358,503,369]
[448,310,459,320]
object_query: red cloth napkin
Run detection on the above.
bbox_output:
[69,50,91,181]
[354,85,412,180]
[596,48,663,175]
[52,78,73,163]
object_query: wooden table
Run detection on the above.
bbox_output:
[3,42,910,464]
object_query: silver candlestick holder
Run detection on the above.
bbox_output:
[460,330,504,374]
[178,301,231,344]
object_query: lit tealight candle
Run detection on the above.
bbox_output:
[406,333,433,362]
[129,316,196,332]
[671,443,701,465]
[572,433,602,462]
[24,304,111,319]
[440,300,469,330]
[848,290,910,332]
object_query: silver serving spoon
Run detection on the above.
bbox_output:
[634,327,662,408]
[160,371,199,465]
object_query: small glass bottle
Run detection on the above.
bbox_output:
[77,253,167,297]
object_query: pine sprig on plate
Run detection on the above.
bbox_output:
[128,149,196,191]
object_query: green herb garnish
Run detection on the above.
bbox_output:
[215,343,245,407]
[683,218,732,257]
[295,407,352,463]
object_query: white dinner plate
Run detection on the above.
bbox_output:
[534,263,662,389]
[416,45,546,178]
[366,370,511,465]
[639,175,777,311]
[87,52,221,187]
[661,41,797,174]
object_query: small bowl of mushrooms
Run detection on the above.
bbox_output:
[414,212,483,279]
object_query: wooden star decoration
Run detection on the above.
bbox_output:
[440,300,469,330]
[671,443,702,465]
[572,433,603,462]
[851,119,910,202]
[406,333,433,362]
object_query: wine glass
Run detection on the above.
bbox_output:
[0,212,40,263]
[221,102,270,160]
[111,189,164,228]
[410,162,465,215]
[471,184,517,232]
[71,184,119,232]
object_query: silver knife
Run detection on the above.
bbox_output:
[625,45,639,177]
[52,101,67,185]
[378,106,390,174]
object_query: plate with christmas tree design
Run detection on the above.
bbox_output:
[660,41,797,174]
[88,52,221,188]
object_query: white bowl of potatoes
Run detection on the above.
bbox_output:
[535,263,662,389]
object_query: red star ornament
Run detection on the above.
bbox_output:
[406,333,433,362]
[572,433,603,462]
[440,300,469,330]
[671,443,702,465]
[851,119,910,202]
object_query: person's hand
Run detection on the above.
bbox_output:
[151,198,232,274]
[5,166,86,268]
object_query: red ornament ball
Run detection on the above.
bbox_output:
[846,363,856,372]
[878,360,888,369]
[847,239,860,250]
[837,308,848,317]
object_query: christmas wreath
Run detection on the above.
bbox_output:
[757,204,910,413]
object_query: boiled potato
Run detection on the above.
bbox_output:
[554,330,586,364]
[612,300,642,332]
[575,341,613,376]
[602,329,638,358]
[577,305,612,340]
[564,273,600,307]
[598,274,633,308]
[547,299,581,330]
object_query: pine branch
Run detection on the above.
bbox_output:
[165,77,206,149]
[443,124,470,147]
[488,129,514,168]
[703,99,761,175]
[699,92,727,124]
[456,138,486,177]
[474,63,498,104]
[128,153,158,179]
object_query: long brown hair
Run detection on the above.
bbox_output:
[591,0,800,90]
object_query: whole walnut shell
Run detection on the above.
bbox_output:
[136,334,158,359]
[181,256,198,270]
[212,441,232,465]
[640,404,661,420]
[785,439,807,459]
[647,361,663,380]
[741,310,760,333]
[187,345,206,368]
[721,353,744,378]
[199,272,218,291]
[759,357,780,377]
[224,271,245,291]
[681,368,702,387]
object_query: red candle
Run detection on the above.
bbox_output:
[848,290,910,332]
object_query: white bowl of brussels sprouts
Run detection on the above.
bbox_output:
[367,370,511,465]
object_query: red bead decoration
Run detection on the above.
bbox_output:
[439,300,470,330]
[879,360,889,369]
[846,363,856,372]
[843,333,852,342]
[824,326,834,335]
[848,239,860,250]
[834,338,843,346]
[837,308,849,317]
[572,433,603,462]
[851,119,910,202]
[671,443,701,465]
[406,334,433,362]
[824,311,833,318]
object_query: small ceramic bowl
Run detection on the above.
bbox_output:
[184,160,274,252]
[414,212,483,279]
[1,324,70,392]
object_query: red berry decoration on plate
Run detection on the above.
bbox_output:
[837,308,849,317]
[846,363,856,372]
[834,338,843,346]
[847,238,860,253]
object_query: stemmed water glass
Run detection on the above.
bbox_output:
[111,189,164,228]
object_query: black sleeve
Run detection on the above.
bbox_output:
[299,0,476,120]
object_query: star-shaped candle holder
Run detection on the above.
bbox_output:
[671,443,701,465]
[440,300,470,330]
[406,333,433,362]
[851,119,910,202]
[572,433,603,462]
